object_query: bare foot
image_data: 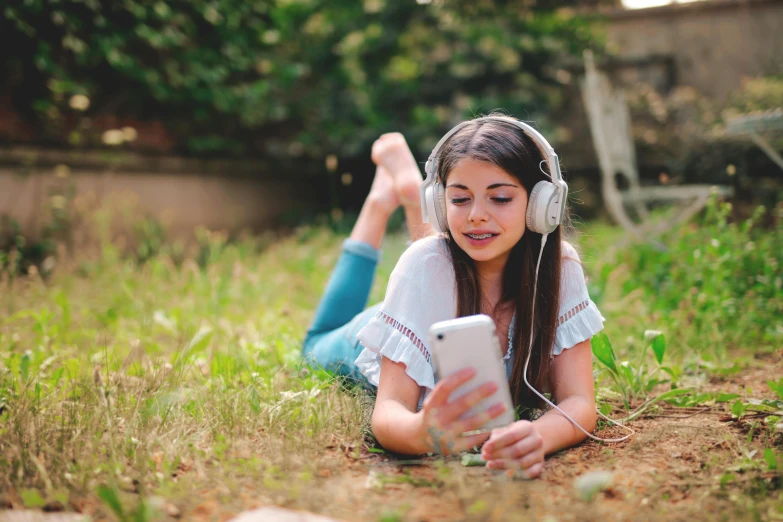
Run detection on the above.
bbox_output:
[366,165,399,216]
[371,133,423,207]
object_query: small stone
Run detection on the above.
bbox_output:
[364,470,383,490]
[229,507,342,522]
[164,503,181,518]
[574,470,613,502]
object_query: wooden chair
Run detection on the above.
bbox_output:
[579,51,732,241]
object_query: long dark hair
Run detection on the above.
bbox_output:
[436,115,567,410]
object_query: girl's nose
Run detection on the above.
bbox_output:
[468,200,489,223]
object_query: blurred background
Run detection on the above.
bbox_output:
[1,0,781,267]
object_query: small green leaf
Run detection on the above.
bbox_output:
[591,333,616,372]
[20,488,45,508]
[132,498,152,522]
[51,367,65,386]
[97,484,125,518]
[651,333,666,365]
[466,499,488,515]
[715,393,740,403]
[731,400,747,418]
[618,361,635,384]
[767,379,783,400]
[20,351,33,382]
[175,326,214,367]
[367,447,386,454]
[719,472,735,488]
[764,448,778,470]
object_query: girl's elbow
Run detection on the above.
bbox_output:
[584,406,597,434]
[569,396,597,437]
[370,407,387,446]
[370,404,400,452]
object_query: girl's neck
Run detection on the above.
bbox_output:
[476,255,508,308]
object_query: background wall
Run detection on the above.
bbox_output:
[606,0,783,101]
[0,148,324,241]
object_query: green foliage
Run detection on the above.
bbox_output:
[2,1,602,157]
[20,488,45,508]
[763,448,778,471]
[592,198,783,360]
[768,378,783,401]
[726,76,783,115]
[98,484,156,522]
[0,223,395,513]
[592,330,677,410]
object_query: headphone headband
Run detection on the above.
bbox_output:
[420,117,567,229]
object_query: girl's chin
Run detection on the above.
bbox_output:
[468,252,503,263]
[458,244,503,263]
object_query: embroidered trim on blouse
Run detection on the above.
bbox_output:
[557,299,590,327]
[376,311,432,364]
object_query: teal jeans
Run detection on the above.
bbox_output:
[302,239,381,384]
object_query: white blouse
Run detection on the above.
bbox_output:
[354,234,605,397]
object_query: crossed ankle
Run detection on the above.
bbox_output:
[364,194,399,216]
[397,178,422,206]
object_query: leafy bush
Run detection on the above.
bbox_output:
[1,1,602,158]
[592,198,782,360]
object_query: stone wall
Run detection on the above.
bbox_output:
[605,0,783,101]
[556,0,783,176]
[0,147,327,240]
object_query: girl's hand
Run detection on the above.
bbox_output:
[418,368,508,455]
[481,420,545,478]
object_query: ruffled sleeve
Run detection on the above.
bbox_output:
[355,235,456,392]
[553,242,605,356]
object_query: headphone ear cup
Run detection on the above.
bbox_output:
[434,182,448,233]
[526,181,558,235]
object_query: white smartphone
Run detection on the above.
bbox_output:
[428,314,515,431]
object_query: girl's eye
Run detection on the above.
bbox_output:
[450,197,470,205]
[493,197,512,204]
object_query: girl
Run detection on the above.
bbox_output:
[303,116,603,478]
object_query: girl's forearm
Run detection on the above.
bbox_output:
[533,396,597,455]
[371,399,428,455]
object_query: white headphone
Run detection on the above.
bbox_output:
[419,116,568,235]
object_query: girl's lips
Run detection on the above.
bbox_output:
[463,233,499,247]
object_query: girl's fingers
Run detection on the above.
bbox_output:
[515,449,544,471]
[524,461,544,479]
[424,368,475,409]
[484,420,533,452]
[486,458,544,478]
[453,431,492,454]
[482,434,541,461]
[440,382,499,423]
[453,402,507,434]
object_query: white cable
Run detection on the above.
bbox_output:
[538,160,552,179]
[523,234,635,443]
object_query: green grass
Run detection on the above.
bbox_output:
[0,224,407,516]
[1,197,781,520]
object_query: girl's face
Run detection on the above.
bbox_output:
[444,158,528,270]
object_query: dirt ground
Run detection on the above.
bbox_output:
[210,350,781,522]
